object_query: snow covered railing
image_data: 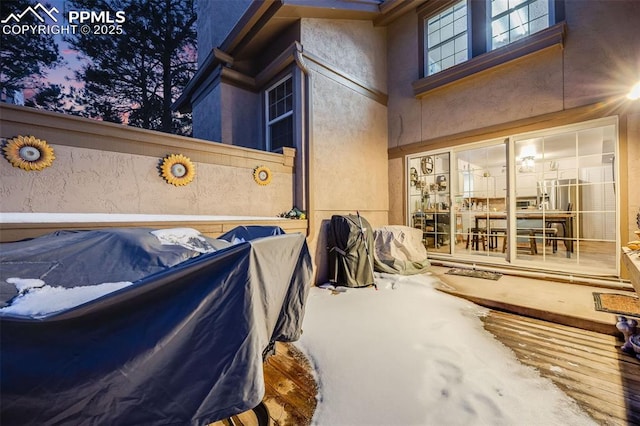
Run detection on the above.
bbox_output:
[0,213,307,242]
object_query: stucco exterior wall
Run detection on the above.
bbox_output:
[0,145,291,216]
[192,83,221,142]
[386,11,422,148]
[196,0,252,68]
[221,84,261,150]
[563,0,640,108]
[387,21,565,146]
[297,17,389,283]
[387,1,639,147]
[1,105,294,218]
[308,68,389,283]
[627,111,640,242]
[301,18,387,93]
[419,47,564,139]
[388,157,404,225]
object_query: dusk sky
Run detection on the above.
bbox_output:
[46,0,86,89]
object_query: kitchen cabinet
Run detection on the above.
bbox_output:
[494,174,506,198]
[515,173,537,197]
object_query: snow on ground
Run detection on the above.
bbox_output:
[1,277,132,317]
[295,272,596,426]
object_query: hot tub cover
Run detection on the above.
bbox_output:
[0,226,312,425]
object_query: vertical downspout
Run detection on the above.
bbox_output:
[294,44,313,240]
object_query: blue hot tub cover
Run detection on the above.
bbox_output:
[0,226,312,425]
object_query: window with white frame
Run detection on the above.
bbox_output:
[266,76,293,152]
[418,0,560,88]
[425,0,468,76]
[490,0,550,50]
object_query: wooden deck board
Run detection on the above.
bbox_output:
[482,309,640,426]
[209,342,317,426]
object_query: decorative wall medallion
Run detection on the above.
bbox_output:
[420,156,434,175]
[160,154,195,186]
[253,165,272,186]
[3,135,55,171]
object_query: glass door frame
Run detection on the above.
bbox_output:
[506,116,620,276]
[406,151,454,255]
[405,116,621,277]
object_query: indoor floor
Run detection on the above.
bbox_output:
[426,238,617,276]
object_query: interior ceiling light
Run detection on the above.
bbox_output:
[519,155,535,173]
[627,81,640,100]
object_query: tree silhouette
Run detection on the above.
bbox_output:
[65,0,196,135]
[0,0,62,97]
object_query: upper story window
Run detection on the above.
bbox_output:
[490,0,550,50]
[415,0,564,95]
[426,0,468,76]
[266,75,293,152]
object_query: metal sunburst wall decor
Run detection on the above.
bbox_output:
[2,135,55,171]
[253,165,272,186]
[159,153,196,186]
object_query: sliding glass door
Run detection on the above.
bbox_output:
[408,153,451,254]
[454,142,507,260]
[511,119,618,275]
[406,117,619,276]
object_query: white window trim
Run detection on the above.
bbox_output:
[489,0,552,51]
[265,75,293,152]
[425,0,470,76]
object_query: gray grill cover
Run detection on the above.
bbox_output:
[327,214,375,287]
[0,227,312,425]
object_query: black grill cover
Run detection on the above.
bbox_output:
[0,226,312,425]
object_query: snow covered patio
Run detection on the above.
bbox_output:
[280,271,640,426]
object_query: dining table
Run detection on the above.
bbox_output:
[474,210,575,257]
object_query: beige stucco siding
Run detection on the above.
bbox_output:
[387,1,640,149]
[307,69,389,284]
[419,47,564,140]
[1,105,294,218]
[562,0,640,109]
[301,18,387,94]
[196,0,252,68]
[0,144,293,216]
[387,157,404,225]
[627,112,640,243]
[311,73,388,212]
[221,84,262,150]
[298,18,389,283]
[386,11,424,148]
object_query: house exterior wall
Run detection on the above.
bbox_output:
[301,18,387,93]
[196,0,252,68]
[221,83,262,150]
[300,18,389,283]
[1,104,294,218]
[626,112,640,243]
[385,0,640,251]
[192,83,221,142]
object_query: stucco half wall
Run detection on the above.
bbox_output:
[0,104,299,238]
